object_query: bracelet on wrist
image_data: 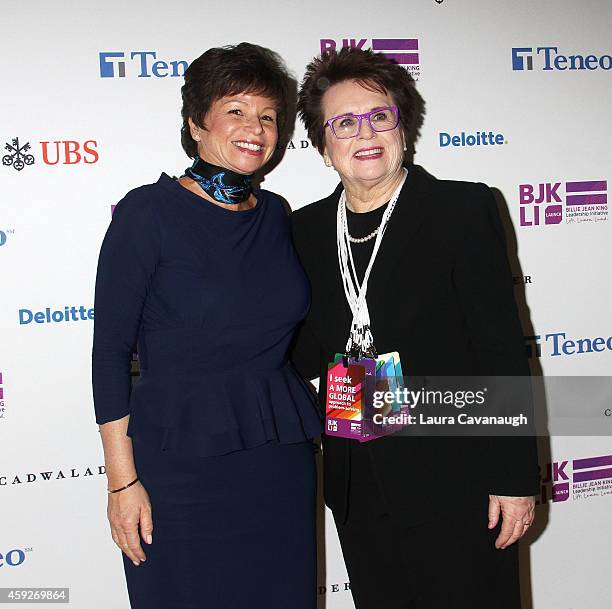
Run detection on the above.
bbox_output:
[108,477,139,494]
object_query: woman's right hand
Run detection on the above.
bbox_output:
[107,481,153,566]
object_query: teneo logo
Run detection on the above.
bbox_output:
[512,47,612,71]
[0,372,5,419]
[538,454,612,504]
[19,305,94,325]
[320,38,420,79]
[524,335,542,359]
[0,547,33,567]
[0,229,15,247]
[3,137,35,171]
[519,179,607,226]
[439,130,508,148]
[525,332,612,358]
[99,51,188,78]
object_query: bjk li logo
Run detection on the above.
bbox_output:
[319,38,420,79]
[519,179,607,226]
[538,454,612,504]
[0,372,5,419]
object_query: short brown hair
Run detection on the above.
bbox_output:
[181,43,293,158]
[297,47,425,158]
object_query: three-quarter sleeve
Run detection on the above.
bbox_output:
[92,191,160,425]
[453,184,540,496]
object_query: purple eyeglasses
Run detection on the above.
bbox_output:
[324,106,400,139]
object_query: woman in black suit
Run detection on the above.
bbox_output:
[291,48,539,609]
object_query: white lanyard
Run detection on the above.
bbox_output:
[336,168,408,357]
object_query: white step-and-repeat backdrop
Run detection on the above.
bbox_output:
[1,1,610,608]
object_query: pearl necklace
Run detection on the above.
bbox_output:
[347,227,380,243]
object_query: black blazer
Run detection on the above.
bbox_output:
[290,165,540,525]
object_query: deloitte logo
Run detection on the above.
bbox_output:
[439,131,507,148]
[512,47,611,71]
[99,51,188,78]
[19,305,94,325]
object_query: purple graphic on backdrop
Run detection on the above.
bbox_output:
[319,38,420,79]
[0,372,5,419]
[371,39,419,65]
[538,454,612,505]
[519,179,608,226]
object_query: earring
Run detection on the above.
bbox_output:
[324,157,332,167]
[193,134,201,142]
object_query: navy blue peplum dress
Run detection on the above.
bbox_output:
[92,174,323,609]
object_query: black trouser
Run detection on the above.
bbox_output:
[333,441,521,609]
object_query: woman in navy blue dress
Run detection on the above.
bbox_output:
[92,43,322,609]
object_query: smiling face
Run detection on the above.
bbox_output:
[321,79,405,187]
[189,92,278,174]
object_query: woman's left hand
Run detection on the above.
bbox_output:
[488,494,536,549]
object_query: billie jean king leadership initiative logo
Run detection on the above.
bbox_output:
[512,46,612,71]
[519,179,607,226]
[99,51,188,78]
[538,454,612,504]
[320,38,420,79]
[0,372,5,419]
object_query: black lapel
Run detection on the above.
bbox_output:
[306,166,433,352]
[366,165,432,311]
[307,185,354,348]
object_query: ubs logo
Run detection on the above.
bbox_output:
[3,138,34,171]
[2,137,99,170]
